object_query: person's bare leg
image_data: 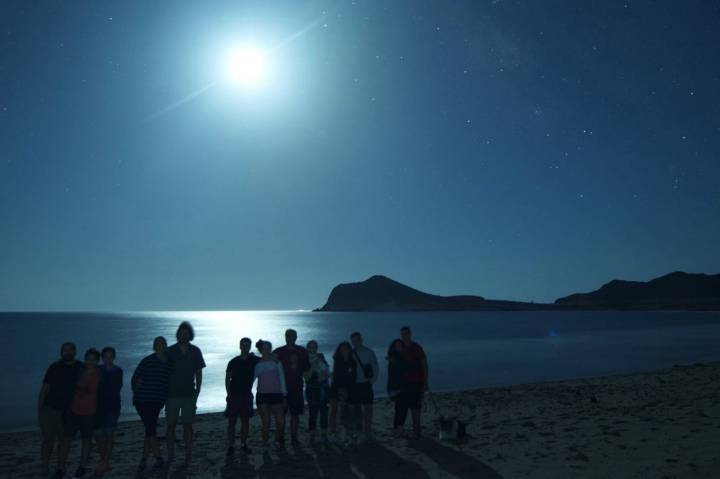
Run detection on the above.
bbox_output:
[166,422,176,462]
[150,436,160,458]
[258,405,270,446]
[273,406,285,444]
[41,439,54,469]
[411,407,421,437]
[142,437,150,459]
[290,414,299,442]
[183,423,193,464]
[328,400,338,435]
[227,417,237,448]
[364,403,373,437]
[106,433,115,467]
[95,435,105,464]
[57,437,71,472]
[240,417,250,446]
[80,438,91,467]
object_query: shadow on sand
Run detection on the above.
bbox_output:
[408,437,503,479]
[252,442,433,479]
[159,439,501,478]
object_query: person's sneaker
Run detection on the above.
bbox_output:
[240,443,251,454]
[136,458,147,473]
[226,446,235,456]
[52,469,65,479]
[73,466,87,478]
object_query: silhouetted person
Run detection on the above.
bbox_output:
[56,348,101,479]
[94,346,123,475]
[304,340,330,443]
[254,340,287,450]
[328,341,357,443]
[38,342,83,477]
[132,336,171,472]
[166,321,206,465]
[273,329,310,446]
[350,331,379,442]
[386,339,411,435]
[398,326,428,438]
[225,337,259,455]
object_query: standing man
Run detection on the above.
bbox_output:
[349,332,379,442]
[94,346,123,475]
[225,337,259,455]
[166,321,205,465]
[273,329,310,446]
[400,326,428,438]
[38,342,83,477]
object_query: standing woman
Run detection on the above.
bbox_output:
[94,347,123,475]
[56,348,101,479]
[386,339,409,436]
[328,341,357,443]
[254,340,287,450]
[132,336,171,472]
[304,340,330,443]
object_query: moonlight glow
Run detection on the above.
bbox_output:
[223,46,269,88]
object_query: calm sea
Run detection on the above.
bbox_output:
[2,310,719,431]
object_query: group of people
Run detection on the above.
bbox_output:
[38,322,429,478]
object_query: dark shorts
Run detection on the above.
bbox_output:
[64,412,95,440]
[396,390,423,409]
[95,411,120,434]
[306,385,329,405]
[165,397,196,425]
[285,391,304,416]
[225,393,254,420]
[350,382,374,405]
[329,385,351,402]
[256,393,284,406]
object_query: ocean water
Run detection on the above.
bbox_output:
[2,310,720,431]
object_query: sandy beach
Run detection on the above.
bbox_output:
[2,362,719,479]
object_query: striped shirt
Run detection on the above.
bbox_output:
[132,353,171,404]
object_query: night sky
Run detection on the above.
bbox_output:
[1,1,719,311]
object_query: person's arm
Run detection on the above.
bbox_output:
[38,383,49,411]
[38,366,53,410]
[277,362,287,396]
[115,368,124,395]
[302,350,311,373]
[225,369,232,396]
[194,369,203,399]
[421,348,429,390]
[370,350,379,384]
[131,359,143,393]
[195,348,206,399]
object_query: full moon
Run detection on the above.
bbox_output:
[223,46,268,88]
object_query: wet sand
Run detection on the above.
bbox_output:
[1,362,719,478]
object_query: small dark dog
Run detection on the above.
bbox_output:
[437,417,467,441]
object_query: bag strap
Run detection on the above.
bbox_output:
[352,349,367,369]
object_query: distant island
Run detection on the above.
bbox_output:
[314,272,720,312]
